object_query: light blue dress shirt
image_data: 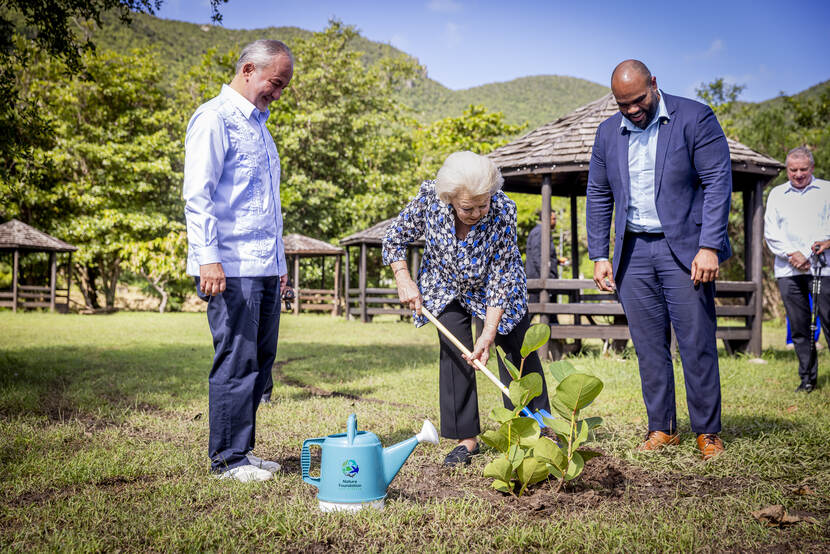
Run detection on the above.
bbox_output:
[183,85,286,277]
[621,91,670,233]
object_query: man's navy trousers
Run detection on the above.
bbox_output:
[616,232,722,435]
[197,276,281,473]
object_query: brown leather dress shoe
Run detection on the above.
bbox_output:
[696,433,725,460]
[637,430,680,451]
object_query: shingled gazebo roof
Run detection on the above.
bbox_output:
[340,218,425,247]
[488,92,784,193]
[283,233,344,256]
[0,219,76,252]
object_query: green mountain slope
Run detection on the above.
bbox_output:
[405,75,608,130]
[94,13,608,130]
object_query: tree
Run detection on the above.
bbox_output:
[413,104,526,182]
[272,21,423,238]
[695,78,746,137]
[2,47,184,310]
[123,229,189,313]
[0,0,226,226]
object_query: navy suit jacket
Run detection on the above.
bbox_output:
[586,92,733,276]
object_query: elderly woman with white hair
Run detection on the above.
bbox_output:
[382,151,551,466]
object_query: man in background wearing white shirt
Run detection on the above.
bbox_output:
[183,40,293,481]
[764,146,830,393]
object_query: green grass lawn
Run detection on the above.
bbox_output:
[1,311,828,551]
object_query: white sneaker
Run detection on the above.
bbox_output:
[247,454,281,472]
[215,464,272,482]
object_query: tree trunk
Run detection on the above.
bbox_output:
[158,291,169,314]
[102,257,121,310]
[141,271,169,314]
[75,264,101,310]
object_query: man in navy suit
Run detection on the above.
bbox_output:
[586,60,732,461]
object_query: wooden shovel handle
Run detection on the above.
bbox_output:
[420,306,510,396]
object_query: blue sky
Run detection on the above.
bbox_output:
[155,0,830,102]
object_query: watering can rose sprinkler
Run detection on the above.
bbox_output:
[302,414,439,512]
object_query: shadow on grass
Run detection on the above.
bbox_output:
[0,341,435,420]
[721,413,804,439]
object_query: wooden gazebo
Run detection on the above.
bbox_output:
[283,233,344,316]
[488,93,784,358]
[339,218,424,322]
[0,219,77,312]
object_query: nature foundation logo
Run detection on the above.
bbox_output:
[341,459,359,478]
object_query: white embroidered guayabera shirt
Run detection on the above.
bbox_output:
[183,84,286,277]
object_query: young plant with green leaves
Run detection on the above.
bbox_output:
[480,323,604,495]
[543,359,604,492]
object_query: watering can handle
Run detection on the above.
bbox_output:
[347,413,357,444]
[301,437,325,486]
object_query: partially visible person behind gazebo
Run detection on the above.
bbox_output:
[382,151,551,467]
[525,207,568,307]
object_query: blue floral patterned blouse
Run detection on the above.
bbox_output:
[382,180,528,333]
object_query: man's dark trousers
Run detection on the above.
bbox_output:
[616,232,721,434]
[778,275,830,387]
[199,276,281,473]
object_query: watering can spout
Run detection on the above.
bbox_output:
[416,419,439,445]
[381,419,438,488]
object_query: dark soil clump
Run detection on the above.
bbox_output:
[388,453,749,517]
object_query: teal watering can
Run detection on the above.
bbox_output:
[302,414,439,512]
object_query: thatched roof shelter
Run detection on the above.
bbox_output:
[281,233,344,316]
[340,217,425,247]
[0,219,76,253]
[339,218,424,322]
[284,233,344,256]
[0,219,76,312]
[488,92,784,357]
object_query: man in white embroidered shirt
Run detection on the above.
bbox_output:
[764,146,830,393]
[183,40,293,482]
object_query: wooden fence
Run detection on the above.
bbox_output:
[0,285,71,312]
[528,278,759,359]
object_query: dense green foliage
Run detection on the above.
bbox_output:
[404,74,609,130]
[0,2,224,207]
[1,19,522,309]
[2,46,183,309]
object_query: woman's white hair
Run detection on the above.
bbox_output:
[434,151,504,203]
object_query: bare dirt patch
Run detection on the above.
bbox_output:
[388,452,750,518]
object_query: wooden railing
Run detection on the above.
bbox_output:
[528,278,758,357]
[345,287,410,321]
[291,288,340,316]
[0,285,71,312]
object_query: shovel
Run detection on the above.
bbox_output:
[421,306,552,428]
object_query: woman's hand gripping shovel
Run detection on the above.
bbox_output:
[420,306,553,428]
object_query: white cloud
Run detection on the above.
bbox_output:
[444,22,462,47]
[705,38,724,57]
[427,0,462,13]
[685,38,725,61]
